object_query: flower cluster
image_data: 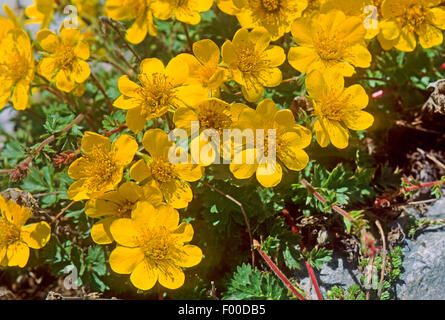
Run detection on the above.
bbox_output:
[1,0,443,294]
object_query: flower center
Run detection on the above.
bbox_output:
[0,46,29,83]
[198,108,232,133]
[150,160,176,184]
[55,45,76,71]
[117,201,134,218]
[402,4,427,31]
[261,0,280,12]
[84,146,118,190]
[317,96,346,121]
[138,73,177,116]
[314,32,346,61]
[0,218,21,248]
[139,227,179,261]
[236,47,265,73]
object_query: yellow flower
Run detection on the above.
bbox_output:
[86,182,163,244]
[306,71,374,149]
[0,195,51,268]
[173,98,248,165]
[105,0,157,44]
[221,27,285,102]
[109,201,202,290]
[288,10,371,78]
[37,28,91,93]
[113,57,208,133]
[68,132,138,201]
[152,0,214,25]
[378,0,445,52]
[177,39,226,91]
[0,28,35,111]
[72,0,99,19]
[229,99,311,187]
[130,129,204,209]
[235,0,308,40]
[25,0,55,29]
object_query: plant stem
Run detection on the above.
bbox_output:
[90,73,114,112]
[201,180,255,267]
[181,22,193,52]
[375,220,386,299]
[253,240,306,300]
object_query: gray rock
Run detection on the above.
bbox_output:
[296,197,445,300]
[395,197,445,300]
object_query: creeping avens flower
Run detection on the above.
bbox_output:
[222,27,285,102]
[235,0,308,40]
[25,0,55,29]
[37,28,91,93]
[230,99,311,187]
[378,0,445,52]
[0,195,51,268]
[288,10,372,77]
[67,132,139,201]
[0,28,35,111]
[306,71,374,149]
[109,201,202,290]
[105,0,157,44]
[130,129,204,209]
[177,39,226,92]
[113,57,208,133]
[85,182,163,244]
[152,0,214,25]
[173,98,248,165]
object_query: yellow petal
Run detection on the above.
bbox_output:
[67,179,89,201]
[173,222,194,242]
[130,201,157,225]
[256,160,282,187]
[263,45,285,67]
[155,205,180,230]
[175,163,204,182]
[431,7,445,29]
[109,218,140,247]
[279,143,309,171]
[140,58,165,76]
[112,134,138,165]
[343,111,374,131]
[160,179,193,209]
[74,40,90,60]
[193,39,220,65]
[113,95,141,110]
[142,129,172,158]
[287,46,318,74]
[36,29,59,52]
[81,131,111,154]
[165,56,189,86]
[130,159,150,182]
[290,17,314,46]
[394,27,417,52]
[342,84,369,109]
[117,75,141,98]
[314,119,329,148]
[21,222,51,249]
[56,70,75,92]
[110,246,144,274]
[12,82,29,111]
[344,44,372,68]
[418,23,443,49]
[221,40,237,66]
[273,109,295,129]
[178,245,202,268]
[130,260,158,290]
[230,151,258,179]
[126,107,148,133]
[60,28,80,46]
[157,263,185,289]
[73,60,90,83]
[91,217,116,244]
[7,241,29,267]
[305,70,328,100]
[126,16,148,44]
[326,119,349,149]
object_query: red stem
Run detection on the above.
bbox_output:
[254,240,306,300]
[282,209,323,300]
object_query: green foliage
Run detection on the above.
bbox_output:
[327,284,365,300]
[222,264,291,300]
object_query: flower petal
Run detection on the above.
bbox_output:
[157,263,185,289]
[112,134,138,165]
[130,260,158,290]
[110,246,144,274]
[177,245,202,268]
[21,222,51,249]
[7,241,29,267]
[110,218,140,247]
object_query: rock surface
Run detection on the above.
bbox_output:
[297,197,445,300]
